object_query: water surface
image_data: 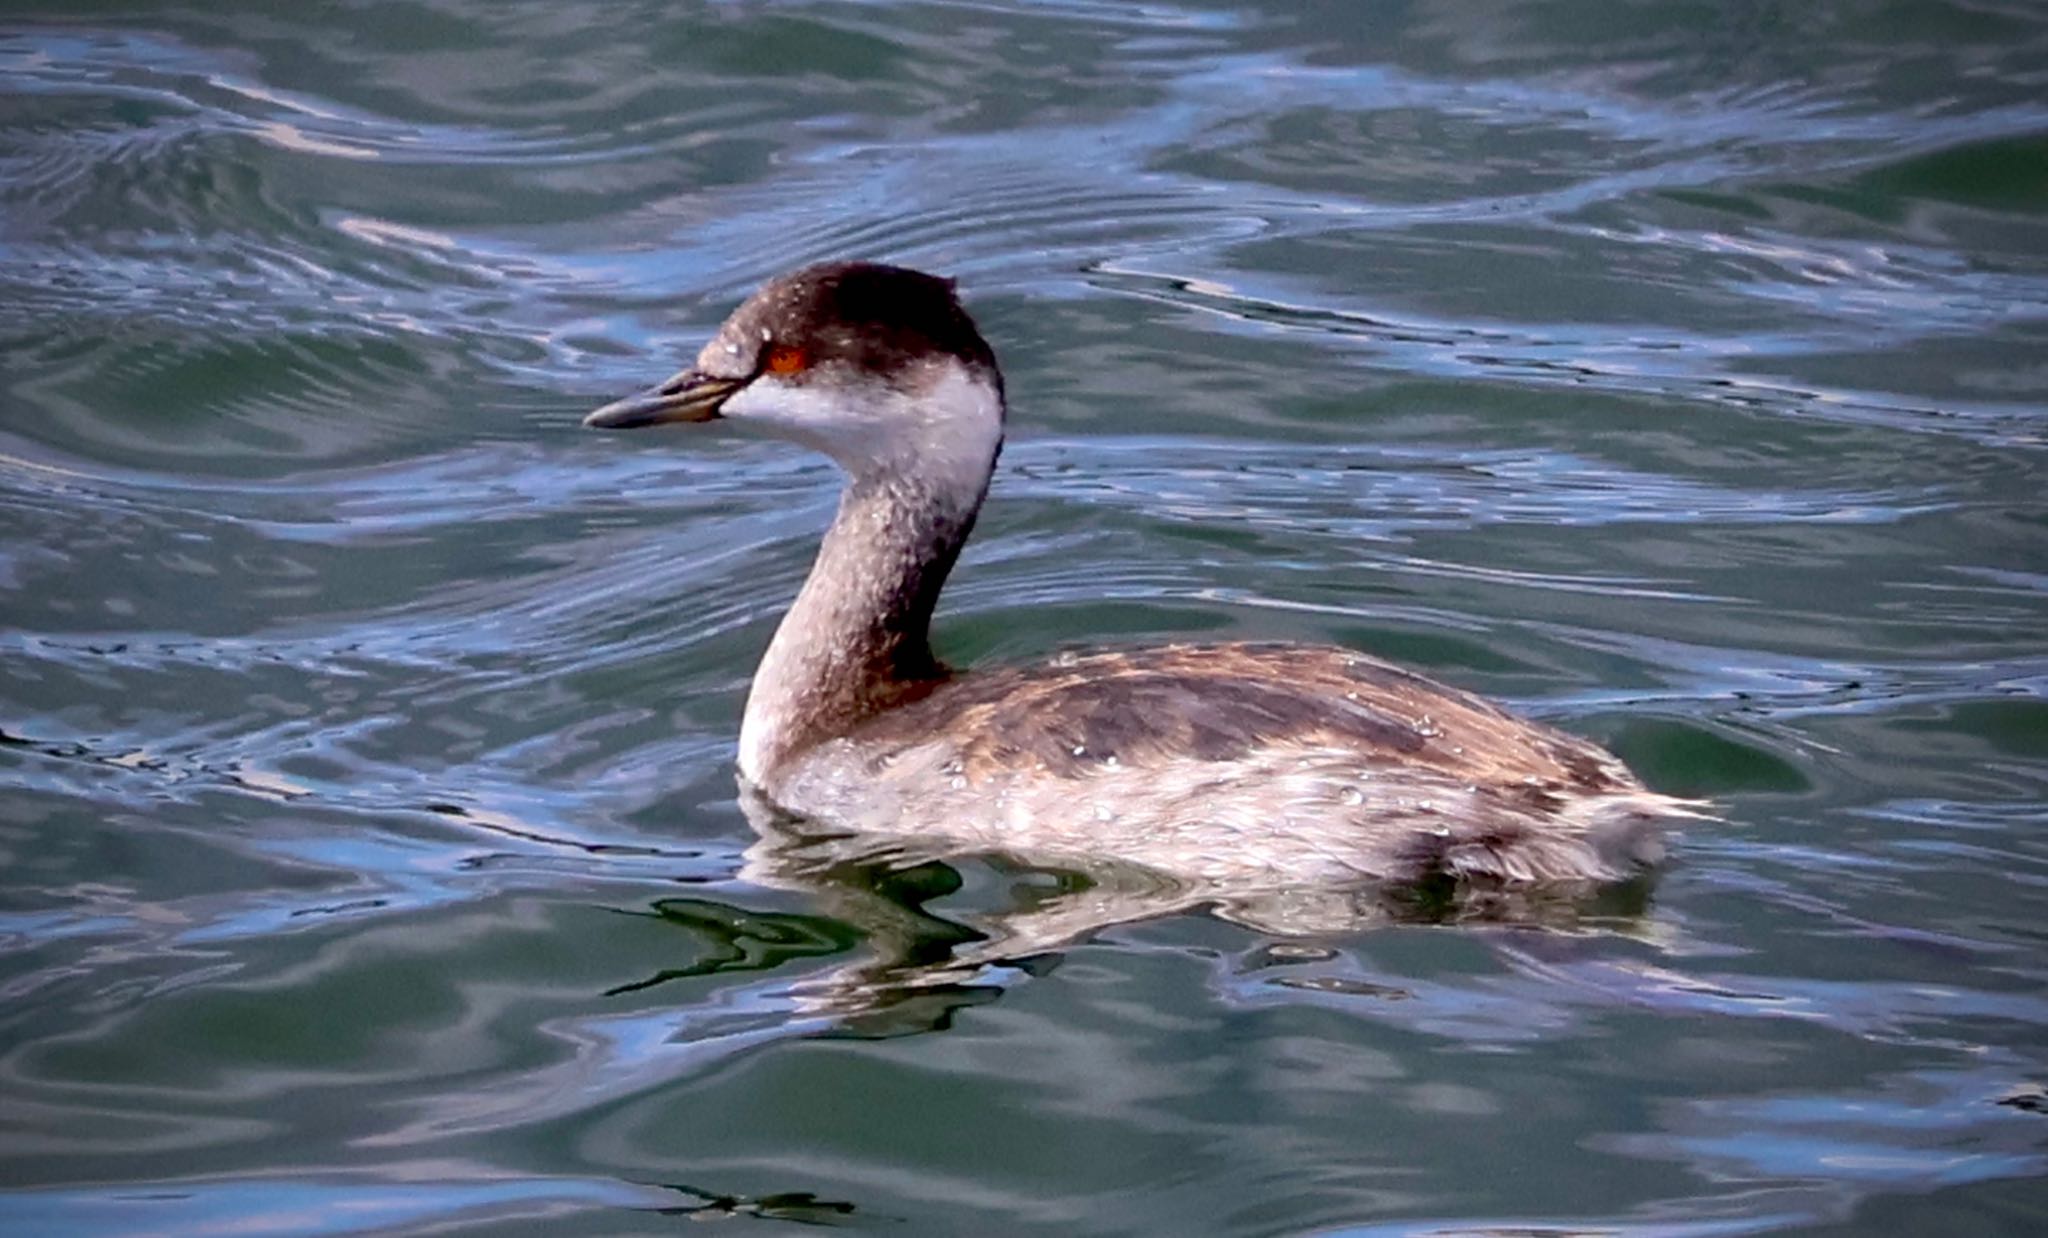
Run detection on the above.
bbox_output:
[3,2,2047,1234]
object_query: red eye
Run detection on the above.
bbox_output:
[764,343,808,375]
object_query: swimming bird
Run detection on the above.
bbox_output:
[585,262,1690,890]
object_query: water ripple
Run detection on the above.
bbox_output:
[4,2,2048,1233]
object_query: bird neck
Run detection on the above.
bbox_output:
[738,457,991,789]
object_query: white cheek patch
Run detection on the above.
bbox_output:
[722,361,1002,482]
[722,376,871,454]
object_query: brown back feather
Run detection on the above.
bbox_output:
[840,642,1631,792]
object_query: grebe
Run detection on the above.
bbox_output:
[585,262,1691,889]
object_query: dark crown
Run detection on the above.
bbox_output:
[733,262,1001,385]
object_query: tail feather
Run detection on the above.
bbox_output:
[1430,789,1706,885]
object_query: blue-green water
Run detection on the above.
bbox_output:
[4,2,2047,1233]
